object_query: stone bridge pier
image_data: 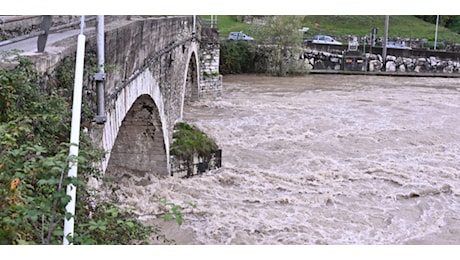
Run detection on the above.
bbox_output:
[82,16,222,179]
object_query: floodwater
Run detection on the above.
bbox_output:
[112,74,460,245]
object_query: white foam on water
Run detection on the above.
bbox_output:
[109,74,460,244]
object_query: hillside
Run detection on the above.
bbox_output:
[203,15,460,44]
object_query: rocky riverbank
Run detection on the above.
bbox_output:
[303,47,460,73]
[253,45,460,75]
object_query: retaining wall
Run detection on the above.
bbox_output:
[254,43,460,75]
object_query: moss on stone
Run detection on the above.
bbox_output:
[170,122,218,159]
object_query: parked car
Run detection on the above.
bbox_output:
[228,32,254,41]
[304,35,342,45]
[386,41,412,50]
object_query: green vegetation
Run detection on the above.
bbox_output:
[170,122,218,177]
[302,15,460,43]
[0,52,169,245]
[203,15,460,43]
[416,15,460,35]
[157,199,196,226]
[251,16,305,76]
[211,15,460,76]
[220,40,256,74]
[170,122,218,160]
[200,15,252,39]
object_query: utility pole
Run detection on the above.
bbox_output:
[37,15,52,52]
[192,15,196,41]
[434,15,439,50]
[95,15,106,124]
[63,15,86,245]
[382,15,389,71]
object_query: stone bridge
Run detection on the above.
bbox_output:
[2,16,222,178]
[91,16,221,178]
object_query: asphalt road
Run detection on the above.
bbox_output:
[0,27,95,54]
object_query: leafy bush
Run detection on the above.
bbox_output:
[170,122,218,159]
[423,41,446,50]
[219,40,256,74]
[0,53,162,245]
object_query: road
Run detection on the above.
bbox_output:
[0,26,96,57]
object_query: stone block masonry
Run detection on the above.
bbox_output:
[253,43,460,75]
[170,149,222,178]
[301,46,460,74]
[4,16,224,179]
[198,27,222,99]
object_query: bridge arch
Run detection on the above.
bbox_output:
[183,46,200,104]
[105,94,168,179]
[103,64,171,178]
[102,41,201,179]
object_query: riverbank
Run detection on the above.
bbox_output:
[309,69,460,78]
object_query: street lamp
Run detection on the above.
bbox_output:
[382,15,389,70]
[434,15,439,50]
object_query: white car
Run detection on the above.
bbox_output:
[304,35,342,45]
[228,32,254,41]
[386,41,412,50]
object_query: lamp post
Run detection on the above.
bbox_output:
[95,15,106,124]
[37,15,52,52]
[382,15,389,70]
[434,15,439,50]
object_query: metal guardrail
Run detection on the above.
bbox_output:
[200,19,218,28]
[196,16,218,29]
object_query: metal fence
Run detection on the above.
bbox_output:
[198,17,218,29]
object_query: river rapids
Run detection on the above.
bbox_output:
[108,74,460,245]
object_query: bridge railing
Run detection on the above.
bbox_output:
[0,15,42,25]
[198,17,218,29]
[0,15,97,51]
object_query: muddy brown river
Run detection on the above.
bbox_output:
[112,74,460,245]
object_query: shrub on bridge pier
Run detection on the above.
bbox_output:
[170,122,220,177]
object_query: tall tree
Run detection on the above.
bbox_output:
[250,15,305,76]
[416,15,460,33]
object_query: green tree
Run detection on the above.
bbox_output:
[249,15,305,76]
[219,41,256,74]
[415,15,460,34]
